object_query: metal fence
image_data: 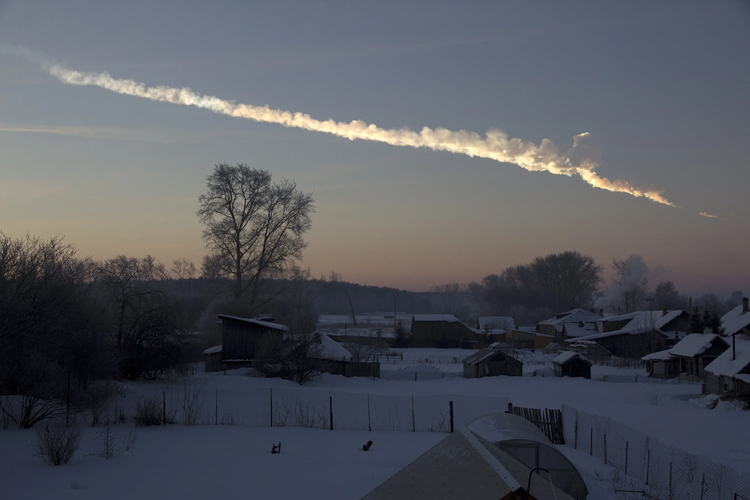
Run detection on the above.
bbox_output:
[131,384,510,433]
[562,405,750,500]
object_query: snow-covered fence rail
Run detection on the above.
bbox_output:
[562,405,750,500]
[133,385,510,433]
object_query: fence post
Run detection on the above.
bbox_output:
[590,428,593,456]
[449,401,454,433]
[604,434,607,464]
[162,391,166,425]
[215,388,218,425]
[646,448,650,485]
[415,372,417,382]
[669,462,673,500]
[367,394,371,432]
[700,473,705,500]
[270,388,273,427]
[507,402,513,414]
[411,396,415,432]
[624,441,628,475]
[574,418,578,449]
[329,395,333,431]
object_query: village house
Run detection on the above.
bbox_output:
[642,333,729,380]
[704,334,750,395]
[475,316,515,344]
[552,351,592,379]
[504,327,554,350]
[537,308,602,341]
[462,348,523,379]
[570,309,689,359]
[410,314,477,348]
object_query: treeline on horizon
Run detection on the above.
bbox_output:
[1,231,743,426]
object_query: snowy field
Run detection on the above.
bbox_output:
[2,350,748,500]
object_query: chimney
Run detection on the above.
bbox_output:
[743,297,749,314]
[662,308,667,317]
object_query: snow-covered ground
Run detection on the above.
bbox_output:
[1,350,748,500]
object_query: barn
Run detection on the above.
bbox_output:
[463,349,523,379]
[410,314,477,348]
[552,352,592,379]
[202,315,289,372]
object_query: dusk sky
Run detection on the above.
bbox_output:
[1,1,748,294]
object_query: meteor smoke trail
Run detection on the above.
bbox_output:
[20,54,680,207]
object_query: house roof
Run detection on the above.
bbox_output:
[720,304,750,336]
[412,314,459,323]
[463,348,519,366]
[202,344,222,355]
[562,321,599,338]
[477,316,516,330]
[668,333,728,358]
[704,336,750,377]
[217,314,289,331]
[552,351,592,366]
[574,310,685,341]
[641,349,673,361]
[313,333,352,361]
[538,308,602,333]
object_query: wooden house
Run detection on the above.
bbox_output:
[552,351,592,379]
[410,314,477,348]
[463,348,523,379]
[704,334,750,395]
[572,310,689,359]
[667,333,729,379]
[642,349,679,380]
[504,328,554,350]
[537,309,602,341]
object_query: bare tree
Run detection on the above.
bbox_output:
[599,255,651,314]
[197,164,314,305]
[171,258,196,280]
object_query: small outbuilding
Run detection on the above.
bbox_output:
[552,351,592,379]
[463,349,523,379]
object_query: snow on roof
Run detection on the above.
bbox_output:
[477,316,516,330]
[314,333,352,361]
[217,314,289,331]
[704,336,750,377]
[668,333,728,358]
[552,351,592,366]
[463,348,518,366]
[720,304,750,336]
[563,321,599,338]
[538,308,602,332]
[574,310,685,341]
[641,349,673,361]
[412,314,458,323]
[202,345,222,355]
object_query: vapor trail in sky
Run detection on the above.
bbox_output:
[17,53,690,209]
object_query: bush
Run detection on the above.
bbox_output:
[133,396,162,426]
[32,421,83,466]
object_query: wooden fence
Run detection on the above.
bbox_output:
[507,403,564,444]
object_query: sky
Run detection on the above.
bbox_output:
[0,1,748,294]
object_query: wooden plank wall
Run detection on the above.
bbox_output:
[508,404,565,444]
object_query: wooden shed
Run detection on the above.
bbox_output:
[704,335,750,395]
[410,314,477,348]
[463,349,523,379]
[552,351,592,379]
[217,315,288,370]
